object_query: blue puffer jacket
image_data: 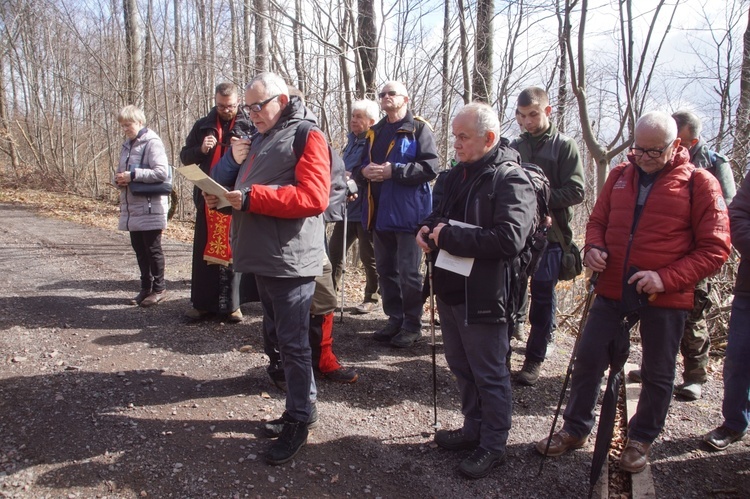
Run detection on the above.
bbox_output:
[353,111,439,232]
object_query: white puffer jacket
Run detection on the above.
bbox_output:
[115,128,170,232]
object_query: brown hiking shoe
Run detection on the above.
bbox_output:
[535,429,588,457]
[517,359,542,386]
[620,439,651,473]
[140,290,166,307]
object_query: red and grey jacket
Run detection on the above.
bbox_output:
[586,147,730,310]
[212,97,331,278]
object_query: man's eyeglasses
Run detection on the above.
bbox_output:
[241,95,280,114]
[378,90,401,99]
[630,143,671,159]
[216,103,238,111]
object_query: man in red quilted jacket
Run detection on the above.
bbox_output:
[535,111,731,473]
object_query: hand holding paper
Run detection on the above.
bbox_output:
[176,165,231,209]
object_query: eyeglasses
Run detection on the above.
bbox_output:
[378,90,402,99]
[630,143,671,159]
[216,102,238,111]
[241,95,280,114]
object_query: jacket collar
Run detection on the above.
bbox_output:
[371,110,415,134]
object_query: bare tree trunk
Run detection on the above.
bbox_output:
[123,0,142,105]
[0,50,19,174]
[472,0,493,103]
[457,0,471,103]
[143,0,154,110]
[255,0,269,72]
[230,1,240,84]
[732,8,750,181]
[293,0,305,94]
[556,0,569,132]
[440,0,451,163]
[244,0,252,82]
[340,0,353,117]
[356,0,377,98]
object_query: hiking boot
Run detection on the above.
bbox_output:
[627,369,642,383]
[674,381,702,401]
[322,366,358,383]
[265,414,309,465]
[458,447,506,479]
[535,429,588,457]
[373,323,401,342]
[434,429,479,451]
[619,439,651,473]
[262,406,318,438]
[185,308,208,321]
[227,308,243,323]
[517,359,542,386]
[140,290,167,307]
[269,374,287,393]
[704,425,746,451]
[390,328,422,348]
[130,289,151,306]
[511,322,526,342]
[353,301,377,315]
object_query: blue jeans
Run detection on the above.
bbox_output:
[255,274,317,423]
[563,296,686,443]
[722,295,750,433]
[373,230,424,332]
[525,244,562,362]
[438,297,511,453]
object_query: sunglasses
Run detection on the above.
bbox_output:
[378,90,402,99]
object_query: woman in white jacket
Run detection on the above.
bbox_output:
[114,105,169,307]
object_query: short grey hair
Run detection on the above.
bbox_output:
[247,72,289,98]
[672,110,702,140]
[636,111,678,143]
[456,102,500,147]
[117,105,146,125]
[352,99,380,121]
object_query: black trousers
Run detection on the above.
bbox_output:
[129,230,165,292]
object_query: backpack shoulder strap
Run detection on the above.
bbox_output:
[292,121,315,161]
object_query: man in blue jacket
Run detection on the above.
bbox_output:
[352,81,439,348]
[417,102,536,478]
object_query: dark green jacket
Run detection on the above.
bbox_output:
[511,123,584,244]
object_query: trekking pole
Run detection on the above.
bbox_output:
[339,208,348,323]
[538,272,598,476]
[428,260,440,431]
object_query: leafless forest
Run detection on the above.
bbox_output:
[0,0,748,229]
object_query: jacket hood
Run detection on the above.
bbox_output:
[273,95,318,133]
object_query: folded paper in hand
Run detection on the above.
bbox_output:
[176,165,231,209]
[434,219,479,277]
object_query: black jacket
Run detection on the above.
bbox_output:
[421,140,536,323]
[180,107,255,208]
[729,172,750,297]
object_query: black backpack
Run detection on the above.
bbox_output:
[493,161,551,324]
[292,120,348,223]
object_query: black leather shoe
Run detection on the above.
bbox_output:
[373,323,400,342]
[704,425,746,451]
[434,429,479,451]
[262,406,318,438]
[265,414,309,465]
[458,447,506,479]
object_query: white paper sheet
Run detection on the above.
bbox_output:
[434,219,479,277]
[175,164,231,209]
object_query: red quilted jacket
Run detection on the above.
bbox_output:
[586,147,730,310]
